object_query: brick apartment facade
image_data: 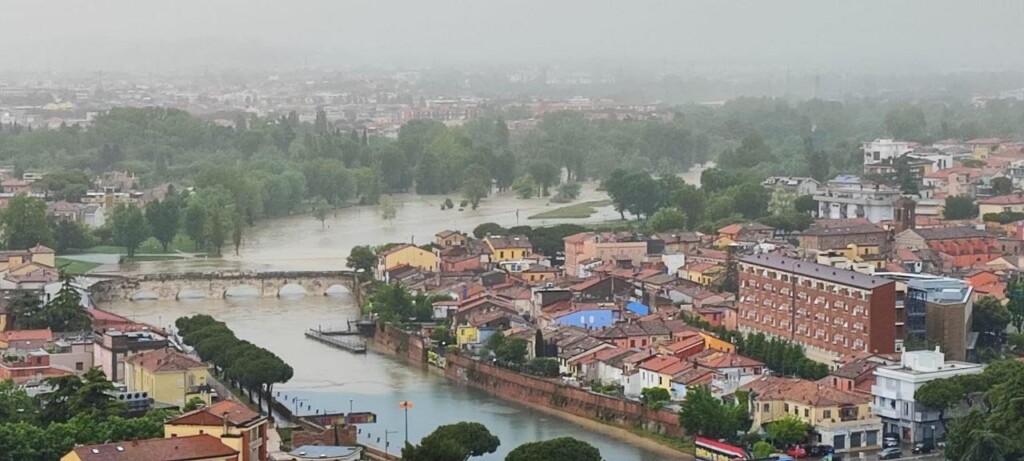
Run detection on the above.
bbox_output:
[737,254,897,365]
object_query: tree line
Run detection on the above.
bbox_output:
[0,370,172,461]
[175,314,293,416]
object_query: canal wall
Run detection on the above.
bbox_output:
[370,323,427,364]
[443,354,684,437]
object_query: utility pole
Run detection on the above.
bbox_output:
[384,430,399,456]
[399,400,414,444]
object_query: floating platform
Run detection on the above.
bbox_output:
[305,329,367,353]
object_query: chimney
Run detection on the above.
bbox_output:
[222,412,229,434]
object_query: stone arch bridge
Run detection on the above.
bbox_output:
[89,270,357,302]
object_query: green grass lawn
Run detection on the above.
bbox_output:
[528,200,613,220]
[124,255,185,262]
[72,234,209,257]
[54,257,102,275]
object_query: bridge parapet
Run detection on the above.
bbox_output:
[90,270,357,302]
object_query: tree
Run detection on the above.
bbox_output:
[991,177,1014,196]
[678,385,746,439]
[766,414,810,446]
[973,296,1011,343]
[732,182,770,219]
[505,437,602,461]
[312,201,329,229]
[649,207,687,232]
[430,326,456,346]
[347,246,377,276]
[915,377,965,434]
[884,106,927,141]
[640,387,671,408]
[379,196,397,222]
[555,182,581,202]
[403,422,500,461]
[145,199,180,252]
[184,198,207,250]
[512,175,537,199]
[1007,277,1024,333]
[944,195,978,220]
[473,223,506,239]
[793,194,817,214]
[527,358,559,377]
[53,220,93,253]
[752,441,776,458]
[110,205,150,258]
[1,195,54,249]
[527,160,559,196]
[495,338,529,364]
[462,164,492,210]
[0,379,38,424]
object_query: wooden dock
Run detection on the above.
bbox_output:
[305,329,367,353]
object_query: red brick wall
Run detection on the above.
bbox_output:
[444,354,682,436]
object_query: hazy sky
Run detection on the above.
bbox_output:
[1,0,1022,73]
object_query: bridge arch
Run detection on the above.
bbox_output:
[225,285,260,298]
[278,283,307,297]
[176,287,207,300]
[324,284,349,297]
[131,290,159,301]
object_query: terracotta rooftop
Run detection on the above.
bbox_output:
[124,348,207,373]
[690,350,763,369]
[743,376,870,407]
[978,194,1024,205]
[166,399,264,427]
[911,226,992,241]
[69,434,237,461]
[0,328,53,343]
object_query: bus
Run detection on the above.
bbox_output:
[695,437,750,461]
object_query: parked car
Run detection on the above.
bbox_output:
[912,441,935,454]
[882,432,901,448]
[879,447,903,459]
[807,445,835,457]
[768,455,795,461]
[785,445,807,458]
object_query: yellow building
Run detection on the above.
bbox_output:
[743,376,881,452]
[484,235,532,262]
[456,325,479,347]
[165,400,269,461]
[61,434,238,461]
[124,348,212,408]
[375,244,438,279]
[683,262,725,286]
[699,333,736,353]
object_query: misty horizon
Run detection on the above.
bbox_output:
[1,0,1023,74]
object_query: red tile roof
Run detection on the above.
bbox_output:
[0,328,53,343]
[979,194,1024,205]
[124,348,207,373]
[69,434,237,461]
[166,400,264,427]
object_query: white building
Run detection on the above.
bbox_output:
[863,139,913,172]
[871,348,983,443]
[813,176,901,223]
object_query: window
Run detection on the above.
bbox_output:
[499,251,505,259]
[823,409,832,419]
[75,362,84,371]
[804,408,809,417]
[784,403,790,412]
[763,404,770,412]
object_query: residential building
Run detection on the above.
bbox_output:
[681,262,725,286]
[737,253,897,365]
[862,139,914,175]
[61,434,238,461]
[94,327,169,382]
[434,230,468,248]
[871,349,983,443]
[762,176,821,214]
[483,235,532,263]
[563,232,649,277]
[717,222,774,244]
[375,244,438,279]
[894,227,1000,269]
[977,194,1024,216]
[0,351,73,385]
[797,219,888,253]
[653,232,704,254]
[0,328,53,351]
[165,400,270,461]
[124,348,212,408]
[744,376,881,453]
[814,176,901,223]
[826,354,900,395]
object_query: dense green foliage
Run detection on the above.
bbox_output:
[175,314,293,415]
[913,360,1024,460]
[402,421,500,461]
[678,385,748,440]
[504,437,602,461]
[681,315,827,380]
[640,387,672,408]
[944,195,978,220]
[7,274,90,332]
[766,414,811,445]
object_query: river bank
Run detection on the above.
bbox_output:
[369,324,693,459]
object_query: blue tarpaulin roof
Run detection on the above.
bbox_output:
[626,301,649,315]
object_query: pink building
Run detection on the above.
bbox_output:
[563,232,649,277]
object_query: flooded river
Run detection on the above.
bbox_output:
[100,164,712,459]
[104,296,677,460]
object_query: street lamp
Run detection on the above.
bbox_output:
[399,400,414,444]
[291,397,308,416]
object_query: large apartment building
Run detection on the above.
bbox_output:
[737,254,897,365]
